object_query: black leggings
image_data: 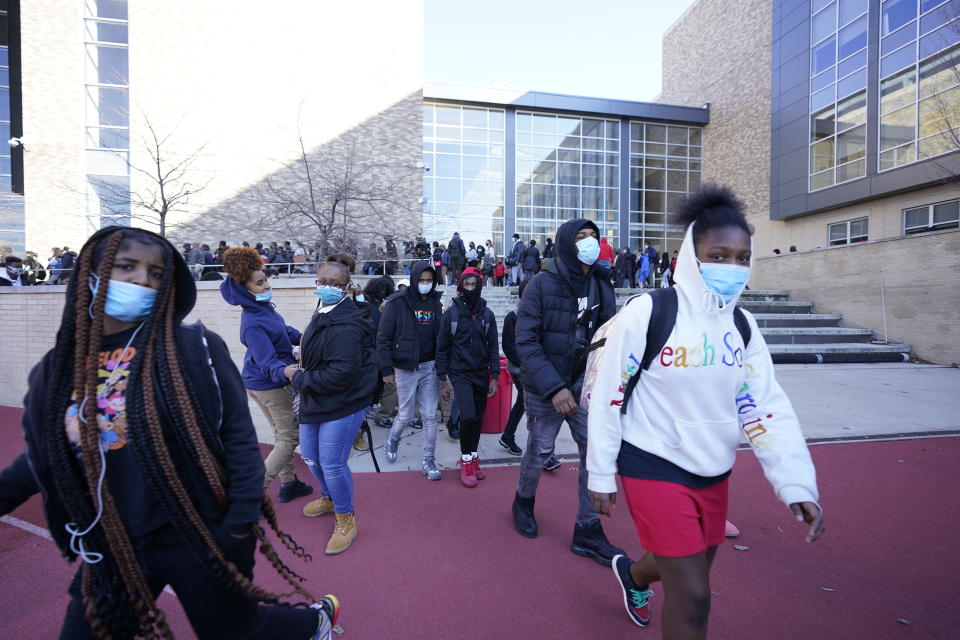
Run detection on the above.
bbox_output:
[450,375,488,456]
[59,523,317,640]
[503,382,525,442]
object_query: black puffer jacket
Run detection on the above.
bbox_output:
[376,261,443,375]
[436,296,500,379]
[516,219,616,399]
[292,297,379,424]
[522,245,541,272]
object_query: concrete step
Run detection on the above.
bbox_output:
[751,313,841,328]
[768,342,912,364]
[738,301,815,314]
[760,327,874,344]
[767,342,911,354]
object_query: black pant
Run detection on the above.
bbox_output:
[502,381,525,442]
[450,374,487,456]
[59,524,317,640]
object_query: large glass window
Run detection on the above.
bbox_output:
[879,2,960,171]
[903,198,960,233]
[828,216,869,245]
[809,0,870,190]
[84,1,130,230]
[422,103,505,252]
[628,122,702,257]
[515,112,620,246]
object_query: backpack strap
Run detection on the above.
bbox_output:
[449,303,458,335]
[620,287,678,415]
[733,306,752,347]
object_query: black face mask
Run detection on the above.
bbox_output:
[461,286,482,312]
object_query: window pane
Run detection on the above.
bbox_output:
[85,20,128,43]
[849,218,869,238]
[880,104,917,150]
[87,45,128,84]
[436,106,459,125]
[88,86,128,126]
[836,158,865,182]
[811,84,836,111]
[920,44,960,97]
[837,91,866,131]
[918,129,959,157]
[881,42,919,76]
[882,20,917,55]
[86,126,128,149]
[581,119,603,137]
[812,3,837,44]
[423,105,434,123]
[837,67,867,98]
[812,36,837,74]
[921,0,948,11]
[516,113,532,132]
[811,137,836,172]
[904,206,929,230]
[489,111,505,129]
[839,15,868,58]
[811,169,835,190]
[882,0,918,35]
[839,0,868,25]
[921,2,958,34]
[828,222,848,244]
[91,0,128,20]
[667,126,688,144]
[645,168,665,190]
[919,85,960,137]
[879,141,917,169]
[813,67,836,92]
[932,200,959,224]
[919,19,960,58]
[837,125,866,164]
[689,129,702,146]
[881,67,917,114]
[812,106,836,141]
[839,48,868,76]
[533,115,556,134]
[646,125,666,142]
[644,191,664,212]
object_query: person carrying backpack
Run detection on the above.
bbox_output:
[584,185,824,634]
[435,267,500,488]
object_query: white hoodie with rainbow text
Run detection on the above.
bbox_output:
[585,224,819,511]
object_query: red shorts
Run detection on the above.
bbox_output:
[621,476,729,558]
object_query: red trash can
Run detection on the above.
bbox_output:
[482,356,513,434]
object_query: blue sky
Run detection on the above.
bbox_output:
[425,0,698,102]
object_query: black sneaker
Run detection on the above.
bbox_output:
[543,455,561,471]
[612,554,653,627]
[278,479,313,503]
[447,420,460,440]
[373,418,393,429]
[498,437,523,456]
[410,418,423,430]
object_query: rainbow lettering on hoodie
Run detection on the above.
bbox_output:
[658,332,744,369]
[736,382,774,450]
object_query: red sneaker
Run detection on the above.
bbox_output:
[471,457,486,480]
[459,459,477,488]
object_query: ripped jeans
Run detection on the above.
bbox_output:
[299,408,366,514]
[516,388,599,527]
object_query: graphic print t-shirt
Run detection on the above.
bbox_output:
[411,295,437,363]
[64,328,166,537]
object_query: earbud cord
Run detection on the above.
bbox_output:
[64,321,144,564]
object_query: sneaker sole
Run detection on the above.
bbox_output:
[303,509,333,518]
[571,543,615,567]
[611,555,651,627]
[498,441,523,456]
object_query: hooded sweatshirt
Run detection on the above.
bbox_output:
[585,223,819,511]
[376,261,443,374]
[219,277,301,390]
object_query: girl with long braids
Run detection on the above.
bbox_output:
[0,227,340,640]
[220,246,314,503]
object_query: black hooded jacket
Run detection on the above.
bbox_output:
[0,227,265,559]
[291,297,379,424]
[516,219,616,400]
[436,296,500,380]
[376,261,443,375]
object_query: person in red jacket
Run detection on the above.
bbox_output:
[597,237,614,270]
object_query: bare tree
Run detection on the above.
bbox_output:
[92,116,212,237]
[244,118,421,254]
[921,3,960,179]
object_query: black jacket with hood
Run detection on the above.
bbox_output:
[376,261,443,375]
[516,219,616,400]
[291,296,379,424]
[0,227,265,559]
[436,296,500,381]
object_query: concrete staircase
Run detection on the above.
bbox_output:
[436,285,912,364]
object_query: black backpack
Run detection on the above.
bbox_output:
[449,302,489,337]
[588,287,751,415]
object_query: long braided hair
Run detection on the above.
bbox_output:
[43,228,314,639]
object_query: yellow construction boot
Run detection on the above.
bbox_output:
[352,430,369,452]
[325,512,357,555]
[303,497,334,518]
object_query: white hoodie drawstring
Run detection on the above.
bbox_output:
[701,289,728,314]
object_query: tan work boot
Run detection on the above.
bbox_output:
[325,512,357,555]
[352,430,369,452]
[303,497,334,518]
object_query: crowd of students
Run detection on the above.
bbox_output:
[0,184,824,639]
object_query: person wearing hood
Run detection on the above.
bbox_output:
[585,186,824,633]
[521,239,541,282]
[378,260,445,480]
[220,247,313,504]
[0,227,340,639]
[511,217,624,566]
[0,255,29,286]
[436,267,500,487]
[284,261,378,556]
[448,232,466,282]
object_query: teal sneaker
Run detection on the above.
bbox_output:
[310,594,340,639]
[612,554,653,627]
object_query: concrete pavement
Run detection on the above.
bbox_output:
[249,362,960,476]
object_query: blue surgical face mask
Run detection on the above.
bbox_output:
[699,263,751,303]
[89,276,158,322]
[575,236,600,265]
[254,290,272,302]
[314,285,345,305]
[417,283,433,295]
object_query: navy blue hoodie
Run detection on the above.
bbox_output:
[220,278,302,390]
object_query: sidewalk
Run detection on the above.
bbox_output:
[330,363,960,475]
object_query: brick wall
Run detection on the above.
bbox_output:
[752,229,960,365]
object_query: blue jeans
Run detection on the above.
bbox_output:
[299,407,366,514]
[388,360,440,459]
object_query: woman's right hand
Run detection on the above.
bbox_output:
[283,364,298,380]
